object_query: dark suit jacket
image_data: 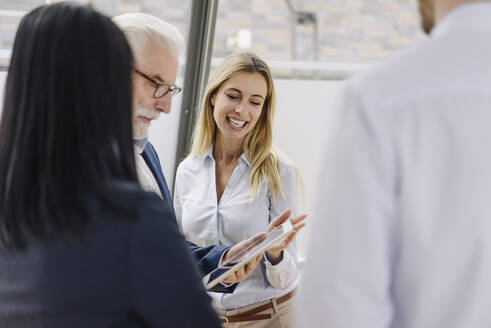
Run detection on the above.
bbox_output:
[0,182,221,328]
[142,142,235,293]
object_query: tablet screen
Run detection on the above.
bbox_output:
[203,220,293,290]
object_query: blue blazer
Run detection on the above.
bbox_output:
[142,142,235,292]
[0,182,221,327]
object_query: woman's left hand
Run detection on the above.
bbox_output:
[265,209,307,265]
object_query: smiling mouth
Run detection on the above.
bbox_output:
[138,116,154,123]
[227,117,247,128]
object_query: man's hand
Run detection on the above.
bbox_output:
[265,209,307,265]
[220,233,266,284]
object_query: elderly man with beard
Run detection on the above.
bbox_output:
[112,13,260,289]
[297,0,491,327]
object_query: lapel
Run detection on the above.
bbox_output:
[141,142,174,210]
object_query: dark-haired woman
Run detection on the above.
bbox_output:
[0,2,220,327]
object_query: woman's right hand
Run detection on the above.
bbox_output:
[265,209,307,265]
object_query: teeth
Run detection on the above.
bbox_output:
[228,117,246,127]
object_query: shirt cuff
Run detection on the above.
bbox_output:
[264,250,291,271]
[218,247,231,266]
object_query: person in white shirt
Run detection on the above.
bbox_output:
[297,0,491,327]
[174,52,306,327]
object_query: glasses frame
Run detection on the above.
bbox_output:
[133,68,182,98]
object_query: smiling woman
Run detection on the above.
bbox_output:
[210,72,267,148]
[174,52,305,328]
[190,52,282,202]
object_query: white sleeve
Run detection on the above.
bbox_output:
[265,161,300,290]
[264,249,297,289]
[297,82,397,327]
[173,165,184,234]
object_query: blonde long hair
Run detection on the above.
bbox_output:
[191,52,284,202]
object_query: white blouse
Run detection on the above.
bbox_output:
[174,146,300,310]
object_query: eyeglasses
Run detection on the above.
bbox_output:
[133,68,182,98]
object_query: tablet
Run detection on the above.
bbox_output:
[202,219,294,290]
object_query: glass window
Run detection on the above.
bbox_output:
[9,1,424,73]
[212,0,425,78]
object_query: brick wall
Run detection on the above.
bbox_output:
[0,0,425,67]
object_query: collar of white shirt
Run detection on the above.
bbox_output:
[432,2,491,38]
[201,143,251,167]
[133,138,148,155]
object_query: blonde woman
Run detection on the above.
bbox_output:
[174,52,305,327]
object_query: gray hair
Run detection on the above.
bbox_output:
[113,13,184,61]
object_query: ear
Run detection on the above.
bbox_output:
[211,94,216,106]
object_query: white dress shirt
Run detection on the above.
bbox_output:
[174,146,300,310]
[298,3,491,327]
[134,139,162,199]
